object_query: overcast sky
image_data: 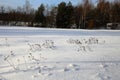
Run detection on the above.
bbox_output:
[0,0,106,9]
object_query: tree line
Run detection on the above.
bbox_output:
[0,0,120,29]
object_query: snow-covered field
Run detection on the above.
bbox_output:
[0,26,120,80]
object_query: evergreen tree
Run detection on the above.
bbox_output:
[111,1,120,23]
[49,6,57,27]
[56,2,67,28]
[34,4,46,27]
[66,2,74,28]
[56,2,74,28]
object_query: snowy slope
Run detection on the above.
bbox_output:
[0,26,120,80]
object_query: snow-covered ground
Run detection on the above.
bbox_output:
[0,26,120,80]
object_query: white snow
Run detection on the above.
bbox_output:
[0,26,120,80]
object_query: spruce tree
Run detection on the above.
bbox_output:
[66,1,74,28]
[35,4,46,27]
[56,2,67,28]
[56,2,74,28]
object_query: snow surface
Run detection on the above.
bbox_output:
[0,26,120,80]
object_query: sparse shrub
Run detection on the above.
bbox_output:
[27,52,47,74]
[27,40,55,52]
[4,51,17,70]
[67,37,105,52]
[42,40,55,49]
[27,43,42,52]
[5,38,10,47]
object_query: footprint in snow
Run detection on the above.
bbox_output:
[99,64,108,68]
[73,68,80,71]
[32,72,53,78]
[93,73,111,80]
[67,63,80,71]
[0,76,7,80]
[67,63,79,68]
[44,73,53,76]
[58,68,70,72]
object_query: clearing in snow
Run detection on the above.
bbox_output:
[0,26,120,80]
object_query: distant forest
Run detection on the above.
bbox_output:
[0,0,120,29]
